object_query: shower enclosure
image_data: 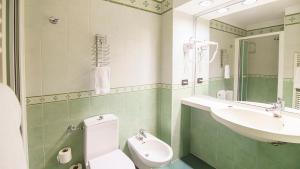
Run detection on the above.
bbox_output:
[236,33,282,103]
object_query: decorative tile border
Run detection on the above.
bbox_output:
[105,0,172,15]
[161,0,172,14]
[210,20,247,37]
[27,84,160,105]
[26,83,187,105]
[26,82,211,105]
[284,78,294,82]
[209,77,231,81]
[247,24,284,36]
[285,13,300,26]
[242,74,278,78]
[211,20,286,37]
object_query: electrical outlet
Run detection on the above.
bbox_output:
[182,79,188,86]
[197,78,203,84]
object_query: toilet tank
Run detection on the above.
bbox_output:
[84,114,119,163]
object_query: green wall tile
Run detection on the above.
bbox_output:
[28,127,44,149]
[27,89,160,169]
[67,130,84,165]
[43,101,69,125]
[27,104,43,129]
[246,77,278,103]
[208,78,233,98]
[171,88,193,159]
[44,121,69,146]
[158,88,172,145]
[283,79,294,107]
[28,146,44,169]
[69,98,91,121]
[189,107,300,169]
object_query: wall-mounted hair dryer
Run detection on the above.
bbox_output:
[186,37,218,63]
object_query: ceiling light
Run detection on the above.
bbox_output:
[242,0,257,5]
[217,8,228,14]
[199,0,213,7]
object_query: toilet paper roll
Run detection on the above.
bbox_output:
[57,147,72,164]
[224,65,230,79]
[69,163,82,169]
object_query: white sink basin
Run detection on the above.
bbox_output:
[211,106,300,143]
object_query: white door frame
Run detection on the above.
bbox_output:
[234,31,284,101]
[1,0,6,84]
[19,0,28,164]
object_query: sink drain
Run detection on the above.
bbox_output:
[145,153,149,157]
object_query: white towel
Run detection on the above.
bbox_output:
[95,66,111,95]
[224,64,230,79]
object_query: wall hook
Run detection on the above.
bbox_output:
[49,16,59,24]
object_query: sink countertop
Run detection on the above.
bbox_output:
[181,95,229,111]
[182,95,300,143]
[181,95,300,117]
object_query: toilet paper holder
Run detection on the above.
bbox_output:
[67,125,83,133]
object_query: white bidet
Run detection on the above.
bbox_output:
[127,132,173,169]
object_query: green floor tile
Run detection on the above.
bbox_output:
[160,154,215,169]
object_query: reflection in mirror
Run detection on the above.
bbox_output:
[192,0,300,111]
[238,34,279,103]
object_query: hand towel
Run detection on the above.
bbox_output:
[95,66,111,95]
[224,64,230,79]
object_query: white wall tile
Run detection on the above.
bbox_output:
[41,0,69,95]
[172,11,194,85]
[67,0,92,92]
[209,29,238,78]
[160,11,173,84]
[25,0,44,96]
[90,0,161,88]
[284,24,300,79]
[26,0,161,95]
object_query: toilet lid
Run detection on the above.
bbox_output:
[89,150,135,169]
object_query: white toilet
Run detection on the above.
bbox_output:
[84,114,135,169]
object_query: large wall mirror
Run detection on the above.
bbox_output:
[193,0,300,110]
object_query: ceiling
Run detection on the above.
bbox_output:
[175,0,300,27]
[217,0,300,29]
[176,0,235,15]
[176,0,278,17]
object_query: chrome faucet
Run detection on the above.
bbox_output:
[139,129,147,138]
[265,98,285,118]
[136,129,147,142]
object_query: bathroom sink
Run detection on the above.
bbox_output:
[210,106,300,143]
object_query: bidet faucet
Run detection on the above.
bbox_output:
[265,98,285,118]
[139,129,147,138]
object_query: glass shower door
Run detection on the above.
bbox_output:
[239,40,249,101]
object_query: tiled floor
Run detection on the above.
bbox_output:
[159,154,215,169]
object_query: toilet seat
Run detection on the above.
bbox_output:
[88,149,135,169]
